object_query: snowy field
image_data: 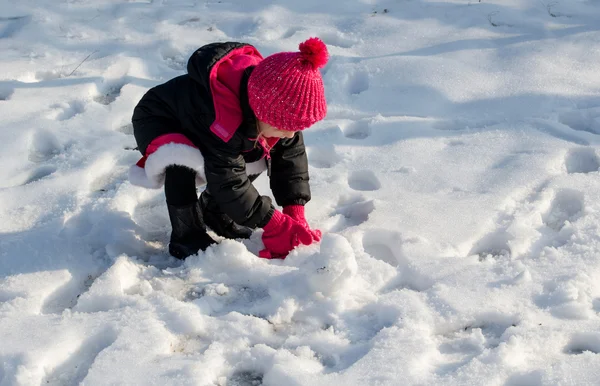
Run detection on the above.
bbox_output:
[2,0,600,384]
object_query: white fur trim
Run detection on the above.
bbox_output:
[128,143,206,189]
[129,164,160,189]
[246,159,267,176]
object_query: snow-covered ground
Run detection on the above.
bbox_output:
[2,0,600,384]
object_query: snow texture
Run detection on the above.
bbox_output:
[2,0,600,385]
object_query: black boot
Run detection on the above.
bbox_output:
[199,190,253,240]
[168,202,217,259]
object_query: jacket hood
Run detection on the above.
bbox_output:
[187,43,263,142]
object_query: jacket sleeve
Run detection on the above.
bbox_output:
[269,131,311,207]
[202,141,275,229]
[132,87,182,154]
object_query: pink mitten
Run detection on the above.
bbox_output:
[283,205,322,242]
[259,210,314,259]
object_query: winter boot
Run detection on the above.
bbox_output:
[199,190,253,240]
[168,202,217,259]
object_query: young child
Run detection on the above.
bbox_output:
[128,38,327,259]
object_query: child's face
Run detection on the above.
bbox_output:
[258,120,296,139]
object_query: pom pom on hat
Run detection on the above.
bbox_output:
[299,37,329,69]
[247,37,328,132]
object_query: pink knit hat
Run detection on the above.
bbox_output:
[248,37,329,132]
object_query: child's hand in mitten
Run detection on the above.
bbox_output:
[283,205,322,242]
[259,210,314,259]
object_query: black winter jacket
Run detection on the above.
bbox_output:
[132,42,311,228]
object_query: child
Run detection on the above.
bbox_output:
[128,38,327,259]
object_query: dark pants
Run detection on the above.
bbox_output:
[164,166,197,206]
[164,165,261,207]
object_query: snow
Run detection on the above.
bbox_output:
[2,0,600,384]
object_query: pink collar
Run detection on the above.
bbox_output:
[208,45,263,142]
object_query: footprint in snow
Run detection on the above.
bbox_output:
[348,170,381,191]
[468,230,512,261]
[93,78,127,105]
[42,329,118,386]
[41,273,99,315]
[160,45,187,71]
[542,189,584,231]
[19,165,57,185]
[60,212,94,238]
[434,315,517,376]
[346,69,369,95]
[319,31,359,49]
[362,229,433,292]
[535,279,597,320]
[340,119,372,139]
[564,332,600,355]
[215,16,259,39]
[328,194,375,232]
[47,100,85,121]
[28,129,62,163]
[362,230,404,267]
[307,144,343,169]
[564,147,600,174]
[558,107,600,135]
